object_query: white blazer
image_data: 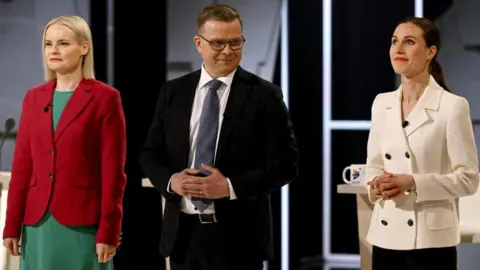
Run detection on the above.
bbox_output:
[365,75,479,250]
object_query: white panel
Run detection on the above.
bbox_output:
[280,3,289,270]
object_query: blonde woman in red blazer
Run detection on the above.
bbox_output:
[2,15,126,270]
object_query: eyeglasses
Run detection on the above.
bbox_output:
[198,35,246,51]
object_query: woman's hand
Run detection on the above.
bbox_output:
[3,238,20,256]
[370,182,384,199]
[386,173,415,192]
[96,243,116,263]
[370,171,415,199]
[369,173,398,200]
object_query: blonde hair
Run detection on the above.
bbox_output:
[42,15,95,81]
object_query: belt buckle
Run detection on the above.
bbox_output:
[198,213,217,224]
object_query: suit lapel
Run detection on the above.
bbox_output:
[39,80,56,145]
[216,67,252,163]
[383,77,443,157]
[54,79,94,142]
[385,89,411,153]
[403,105,431,137]
[177,71,201,167]
[404,77,442,137]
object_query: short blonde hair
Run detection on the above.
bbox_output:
[42,15,95,81]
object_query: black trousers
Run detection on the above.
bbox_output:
[372,245,457,270]
[169,213,264,270]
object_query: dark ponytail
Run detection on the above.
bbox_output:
[430,58,451,92]
[398,17,451,92]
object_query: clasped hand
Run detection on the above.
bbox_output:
[368,171,415,200]
[171,164,230,199]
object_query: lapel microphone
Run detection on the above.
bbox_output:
[44,102,53,112]
[402,120,409,128]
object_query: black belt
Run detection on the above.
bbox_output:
[181,212,218,224]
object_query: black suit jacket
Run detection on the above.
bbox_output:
[140,66,299,260]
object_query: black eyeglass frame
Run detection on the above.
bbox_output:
[197,34,246,51]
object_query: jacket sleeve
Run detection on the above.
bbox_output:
[95,91,127,246]
[139,84,176,199]
[3,91,33,239]
[227,86,299,199]
[364,95,385,204]
[414,97,479,202]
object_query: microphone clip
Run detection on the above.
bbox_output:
[44,103,52,112]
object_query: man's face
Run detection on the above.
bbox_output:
[194,19,244,78]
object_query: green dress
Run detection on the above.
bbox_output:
[20,90,113,270]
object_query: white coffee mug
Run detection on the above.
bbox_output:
[342,164,365,185]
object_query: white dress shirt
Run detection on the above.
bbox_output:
[168,65,237,214]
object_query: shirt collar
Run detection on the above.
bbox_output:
[198,64,237,89]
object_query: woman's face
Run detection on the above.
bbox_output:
[389,22,436,78]
[44,23,88,75]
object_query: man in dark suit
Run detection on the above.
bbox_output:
[140,3,299,270]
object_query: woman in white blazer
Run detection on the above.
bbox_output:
[365,17,479,270]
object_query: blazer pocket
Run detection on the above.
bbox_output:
[422,201,455,231]
[28,175,37,187]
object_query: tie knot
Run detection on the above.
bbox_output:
[209,80,223,91]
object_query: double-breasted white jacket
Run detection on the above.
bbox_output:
[365,75,479,250]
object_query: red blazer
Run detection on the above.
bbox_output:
[3,79,127,246]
